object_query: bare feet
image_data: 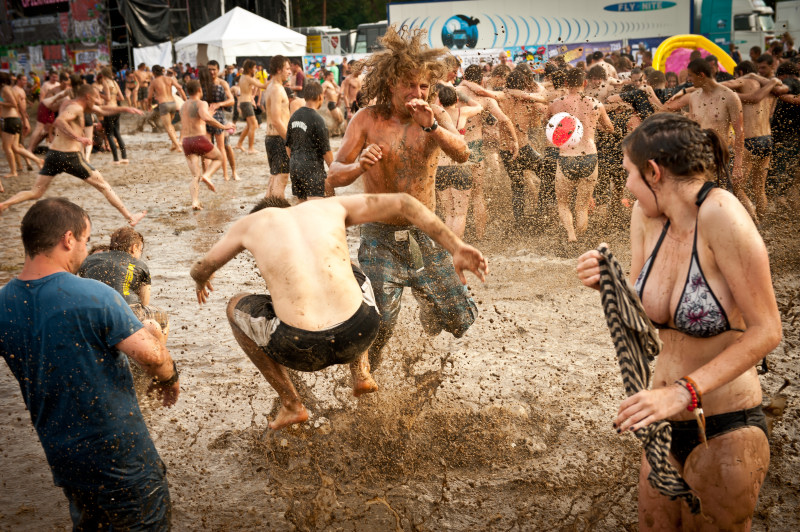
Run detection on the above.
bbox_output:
[223,174,230,182]
[2,173,18,179]
[120,159,130,165]
[201,176,216,192]
[234,145,244,152]
[170,144,181,152]
[128,210,147,227]
[269,402,309,430]
[191,202,203,211]
[351,357,378,397]
[232,172,241,181]
[246,149,258,155]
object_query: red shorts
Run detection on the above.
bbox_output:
[182,135,214,156]
[37,103,56,125]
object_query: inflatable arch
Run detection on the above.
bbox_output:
[652,34,737,74]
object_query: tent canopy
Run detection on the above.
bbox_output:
[175,7,306,65]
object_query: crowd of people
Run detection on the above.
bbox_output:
[0,24,796,530]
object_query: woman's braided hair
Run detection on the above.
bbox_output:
[362,25,449,119]
[621,112,730,186]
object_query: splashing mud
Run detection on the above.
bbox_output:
[1,117,798,530]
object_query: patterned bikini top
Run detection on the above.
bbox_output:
[634,182,745,338]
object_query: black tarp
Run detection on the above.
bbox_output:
[118,0,171,46]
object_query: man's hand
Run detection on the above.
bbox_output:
[405,98,435,128]
[147,380,180,407]
[452,244,489,284]
[358,143,382,171]
[124,107,144,115]
[78,136,93,147]
[196,277,214,304]
[224,122,236,134]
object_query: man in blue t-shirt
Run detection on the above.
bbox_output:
[0,198,180,531]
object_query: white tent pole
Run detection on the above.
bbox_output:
[285,0,292,28]
[221,0,224,18]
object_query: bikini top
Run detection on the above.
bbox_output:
[633,182,745,338]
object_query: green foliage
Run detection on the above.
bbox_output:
[294,0,387,30]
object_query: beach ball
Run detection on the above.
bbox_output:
[546,112,583,148]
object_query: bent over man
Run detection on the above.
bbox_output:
[190,193,487,430]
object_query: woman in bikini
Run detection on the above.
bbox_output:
[577,113,781,530]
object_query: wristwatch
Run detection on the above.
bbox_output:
[421,119,438,133]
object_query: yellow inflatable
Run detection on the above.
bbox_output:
[652,34,737,74]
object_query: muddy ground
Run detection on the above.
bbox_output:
[1,116,798,531]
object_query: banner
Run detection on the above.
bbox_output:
[302,55,342,81]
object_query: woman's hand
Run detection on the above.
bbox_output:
[577,248,603,290]
[613,384,692,433]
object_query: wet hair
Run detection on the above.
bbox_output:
[617,56,633,71]
[490,64,511,79]
[437,84,457,107]
[362,25,449,119]
[564,68,585,88]
[21,198,90,258]
[646,70,665,86]
[550,68,567,89]
[250,196,291,213]
[750,46,762,56]
[138,62,146,69]
[100,66,113,79]
[687,58,712,78]
[269,55,288,75]
[665,71,678,83]
[442,54,460,72]
[587,65,607,80]
[59,71,70,82]
[110,226,144,252]
[0,72,10,86]
[716,72,735,82]
[243,59,256,73]
[704,55,719,64]
[756,54,774,65]
[591,51,604,61]
[207,60,219,69]
[622,113,730,200]
[505,68,533,90]
[198,66,214,103]
[462,64,483,83]
[689,50,703,61]
[302,81,322,100]
[776,62,800,77]
[70,74,83,88]
[75,84,95,98]
[186,80,201,96]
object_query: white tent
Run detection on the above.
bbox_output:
[174,7,306,66]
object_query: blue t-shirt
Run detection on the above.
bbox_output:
[0,272,162,489]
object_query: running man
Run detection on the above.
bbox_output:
[190,193,487,430]
[321,69,344,129]
[263,55,292,197]
[148,65,186,152]
[235,60,268,154]
[548,68,614,242]
[133,63,151,111]
[180,80,235,210]
[328,26,479,369]
[0,84,146,226]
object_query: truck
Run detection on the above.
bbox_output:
[294,26,356,55]
[387,0,775,53]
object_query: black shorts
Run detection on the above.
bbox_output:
[239,102,255,118]
[669,405,768,467]
[744,135,773,159]
[435,165,472,191]
[560,154,598,181]
[158,101,177,115]
[2,117,22,135]
[230,264,380,372]
[137,86,148,101]
[265,135,290,175]
[40,150,95,180]
[327,101,337,111]
[500,144,542,184]
[290,159,326,199]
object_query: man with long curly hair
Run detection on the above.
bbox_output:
[328,26,480,370]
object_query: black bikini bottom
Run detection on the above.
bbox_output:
[669,405,768,466]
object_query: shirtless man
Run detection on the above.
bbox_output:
[205,61,238,181]
[548,68,614,242]
[99,66,129,164]
[724,62,788,220]
[591,51,619,80]
[180,80,235,210]
[133,63,151,111]
[0,84,146,225]
[27,71,63,153]
[148,65,186,152]
[262,55,292,197]
[191,193,486,429]
[328,26,480,369]
[341,61,364,119]
[235,60,268,154]
[321,69,344,128]
[664,59,753,218]
[1,73,43,182]
[458,64,518,239]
